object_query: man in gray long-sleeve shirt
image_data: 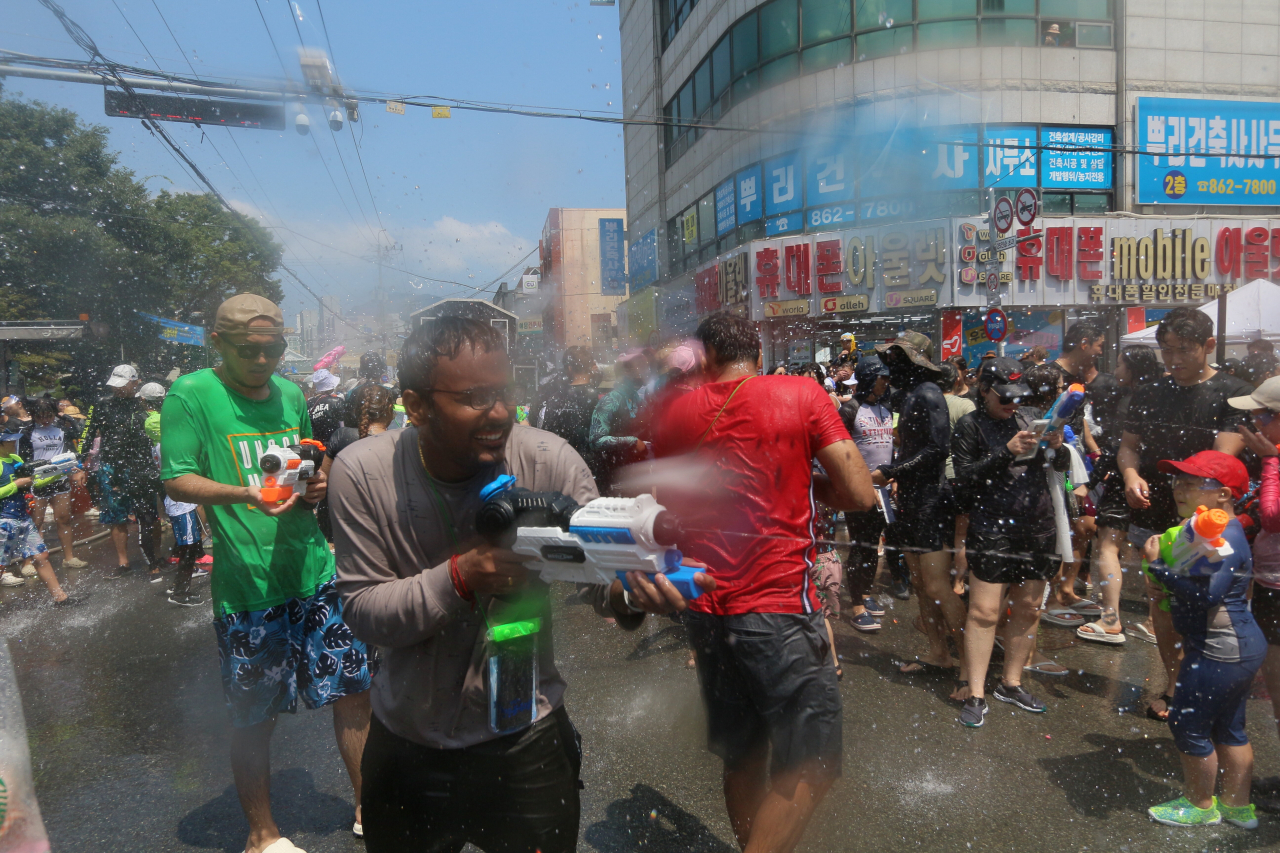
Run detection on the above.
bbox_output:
[330,316,705,853]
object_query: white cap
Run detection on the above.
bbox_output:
[136,382,166,400]
[309,368,340,393]
[106,364,139,388]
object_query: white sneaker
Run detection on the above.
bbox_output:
[21,562,36,577]
[1,573,26,587]
[250,838,307,853]
[62,557,88,569]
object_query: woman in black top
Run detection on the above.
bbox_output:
[953,358,1070,727]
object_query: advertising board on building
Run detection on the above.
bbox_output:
[517,318,543,335]
[628,228,659,291]
[520,273,540,294]
[598,218,626,296]
[1137,97,1280,206]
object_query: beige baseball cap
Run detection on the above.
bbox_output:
[1228,376,1280,412]
[214,293,284,337]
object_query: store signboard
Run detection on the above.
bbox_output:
[736,164,763,223]
[764,152,803,216]
[984,126,1038,189]
[1137,97,1280,206]
[517,318,543,334]
[924,126,981,191]
[806,148,854,206]
[820,294,869,313]
[599,218,627,296]
[765,212,804,236]
[715,179,737,237]
[962,310,1063,361]
[628,228,659,291]
[1042,127,1112,189]
[763,298,810,318]
[951,215,1280,308]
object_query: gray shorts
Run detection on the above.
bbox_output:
[685,611,842,778]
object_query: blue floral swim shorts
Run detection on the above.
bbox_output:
[0,516,47,565]
[213,578,378,728]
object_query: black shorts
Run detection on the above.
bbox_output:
[1094,475,1130,531]
[967,524,1060,585]
[685,611,842,778]
[31,481,70,500]
[889,484,954,553]
[1254,585,1280,647]
[361,708,582,853]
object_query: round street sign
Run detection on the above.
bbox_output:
[985,270,1000,292]
[1015,187,1039,227]
[985,308,1009,343]
[992,196,1014,233]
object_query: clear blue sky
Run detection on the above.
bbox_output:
[3,0,626,325]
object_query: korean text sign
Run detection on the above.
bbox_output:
[137,311,205,346]
[628,228,659,291]
[598,218,626,296]
[1137,97,1280,206]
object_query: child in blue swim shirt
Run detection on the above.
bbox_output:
[1142,450,1263,830]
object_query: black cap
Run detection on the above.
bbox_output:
[977,357,1032,399]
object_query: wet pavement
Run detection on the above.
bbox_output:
[6,533,1280,852]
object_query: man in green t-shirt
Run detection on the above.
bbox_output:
[161,294,375,853]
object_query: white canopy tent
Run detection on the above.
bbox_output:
[1120,278,1280,346]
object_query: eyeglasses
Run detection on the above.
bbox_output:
[995,393,1023,405]
[233,340,287,361]
[1172,475,1224,491]
[426,385,518,411]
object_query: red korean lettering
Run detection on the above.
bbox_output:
[1045,227,1073,280]
[784,243,812,296]
[755,247,780,298]
[1271,229,1280,281]
[1243,226,1270,281]
[1215,227,1241,279]
[1077,227,1103,280]
[1016,227,1043,282]
[815,239,843,293]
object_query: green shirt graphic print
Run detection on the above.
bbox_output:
[159,369,334,616]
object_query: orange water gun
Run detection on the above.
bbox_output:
[258,438,326,504]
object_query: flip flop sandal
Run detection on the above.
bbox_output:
[1024,660,1070,676]
[1076,621,1126,645]
[1041,608,1087,627]
[1146,694,1174,722]
[1127,622,1158,644]
[1069,599,1104,616]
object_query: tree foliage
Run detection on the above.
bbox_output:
[0,91,284,395]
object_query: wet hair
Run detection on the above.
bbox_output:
[947,355,968,372]
[563,346,594,378]
[399,315,506,398]
[1243,352,1279,387]
[696,312,760,367]
[1062,321,1106,353]
[936,362,958,393]
[1119,345,1163,386]
[1156,306,1214,348]
[1023,363,1063,409]
[351,384,396,439]
[30,397,57,420]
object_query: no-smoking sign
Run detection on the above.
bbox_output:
[992,196,1014,233]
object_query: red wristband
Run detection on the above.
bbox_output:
[449,554,474,604]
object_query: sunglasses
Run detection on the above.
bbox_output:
[426,385,518,411]
[995,393,1023,405]
[233,340,287,361]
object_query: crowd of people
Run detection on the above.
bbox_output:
[10,291,1280,851]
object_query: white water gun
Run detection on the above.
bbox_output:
[475,475,703,599]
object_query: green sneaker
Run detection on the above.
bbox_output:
[1215,798,1258,829]
[1148,797,1221,827]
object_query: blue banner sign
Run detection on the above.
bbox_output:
[1042,127,1112,188]
[806,203,857,230]
[598,218,626,295]
[137,311,205,346]
[715,179,737,237]
[764,152,803,216]
[736,164,763,223]
[806,148,853,207]
[984,125,1038,189]
[924,126,980,191]
[1137,97,1280,206]
[627,227,658,291]
[764,212,803,236]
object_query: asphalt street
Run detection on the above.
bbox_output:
[6,531,1280,852]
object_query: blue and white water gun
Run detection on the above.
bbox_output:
[475,475,703,599]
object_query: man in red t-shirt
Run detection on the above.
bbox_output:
[653,312,874,853]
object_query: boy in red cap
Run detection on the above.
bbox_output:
[1141,450,1263,829]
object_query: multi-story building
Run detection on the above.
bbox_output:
[539,208,630,356]
[616,0,1280,365]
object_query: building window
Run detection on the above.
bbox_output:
[664,1,1112,169]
